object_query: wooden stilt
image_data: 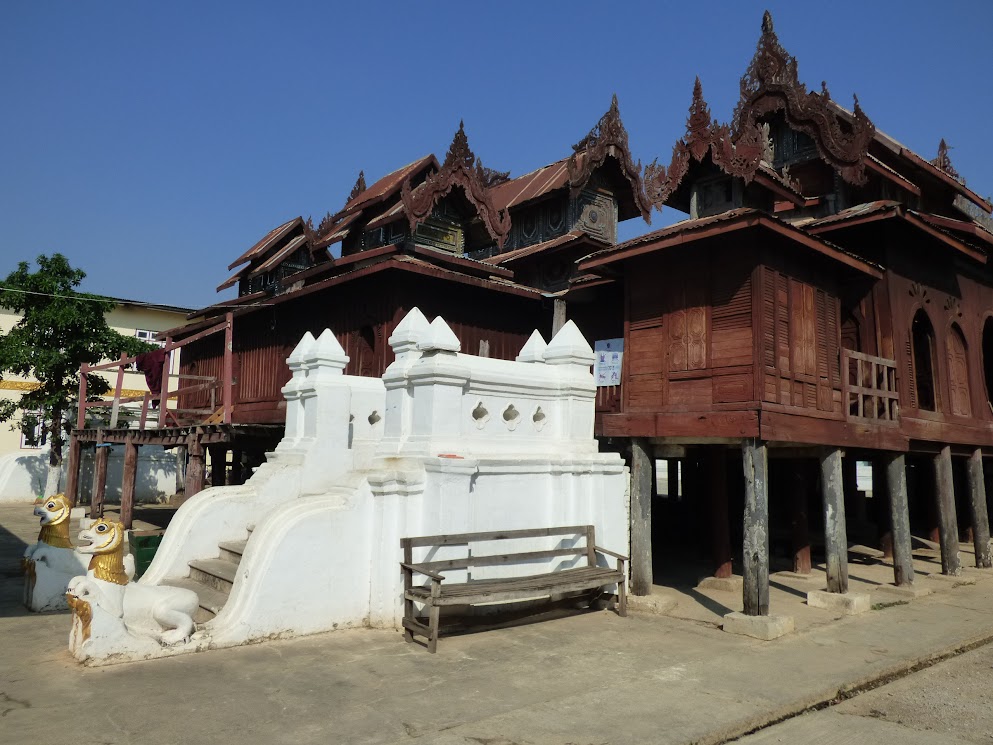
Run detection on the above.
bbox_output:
[90,430,109,519]
[966,448,991,569]
[885,453,914,586]
[208,445,227,487]
[185,430,206,498]
[741,438,769,616]
[934,446,962,576]
[65,433,82,507]
[873,459,893,559]
[230,449,243,485]
[551,298,567,336]
[820,448,849,594]
[629,437,653,596]
[790,460,811,574]
[708,447,732,578]
[175,445,187,495]
[120,434,138,530]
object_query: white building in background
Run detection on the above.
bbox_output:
[0,296,193,502]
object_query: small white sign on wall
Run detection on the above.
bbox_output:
[594,338,623,387]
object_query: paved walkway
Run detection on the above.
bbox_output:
[3,502,993,745]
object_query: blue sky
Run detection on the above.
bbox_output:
[2,1,991,310]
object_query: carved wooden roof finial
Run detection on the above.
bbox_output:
[567,94,651,222]
[932,139,963,182]
[348,170,367,203]
[732,10,875,185]
[400,121,512,248]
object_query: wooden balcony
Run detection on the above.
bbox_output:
[843,349,899,425]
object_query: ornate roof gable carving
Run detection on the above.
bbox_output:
[931,139,963,183]
[401,121,512,249]
[568,95,652,222]
[348,170,367,202]
[644,78,765,209]
[732,11,874,185]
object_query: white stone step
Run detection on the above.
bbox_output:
[189,557,238,593]
[218,539,248,563]
[160,576,230,624]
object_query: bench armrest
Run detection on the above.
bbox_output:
[594,546,629,562]
[400,562,445,582]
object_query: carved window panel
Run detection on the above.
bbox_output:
[667,290,707,373]
[573,189,617,244]
[947,324,972,417]
[790,281,816,377]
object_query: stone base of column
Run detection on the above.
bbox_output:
[872,583,931,601]
[925,571,974,585]
[625,590,678,616]
[773,570,820,582]
[806,589,870,615]
[697,575,743,593]
[722,611,794,640]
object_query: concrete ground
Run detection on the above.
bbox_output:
[736,642,993,744]
[3,502,993,745]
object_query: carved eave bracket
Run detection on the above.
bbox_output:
[644,78,764,210]
[568,94,652,223]
[400,121,512,249]
[731,10,875,185]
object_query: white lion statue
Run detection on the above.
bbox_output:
[23,494,135,612]
[67,518,201,661]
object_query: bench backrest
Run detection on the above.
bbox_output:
[401,525,597,574]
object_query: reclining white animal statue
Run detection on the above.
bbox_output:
[66,518,202,662]
[23,494,134,612]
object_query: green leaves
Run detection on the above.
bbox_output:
[0,253,155,452]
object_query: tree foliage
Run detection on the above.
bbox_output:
[0,254,152,455]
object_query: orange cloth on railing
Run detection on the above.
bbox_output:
[135,348,167,406]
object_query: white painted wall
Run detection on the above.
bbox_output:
[83,309,628,662]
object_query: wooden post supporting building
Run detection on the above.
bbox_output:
[886,453,915,586]
[120,433,138,530]
[64,433,82,507]
[741,438,769,616]
[629,437,653,595]
[708,447,732,579]
[934,446,962,576]
[90,430,109,519]
[966,448,992,569]
[208,445,227,487]
[185,430,206,498]
[790,461,811,574]
[819,448,849,594]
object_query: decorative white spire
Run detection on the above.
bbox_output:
[418,316,461,353]
[516,330,548,363]
[543,320,594,367]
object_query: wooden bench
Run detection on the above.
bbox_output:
[400,525,627,653]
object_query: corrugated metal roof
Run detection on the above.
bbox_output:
[804,200,901,230]
[251,234,308,275]
[482,230,608,266]
[227,217,302,271]
[488,157,573,212]
[341,155,437,214]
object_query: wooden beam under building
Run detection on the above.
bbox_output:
[820,448,849,594]
[741,438,769,616]
[934,446,962,576]
[629,437,653,596]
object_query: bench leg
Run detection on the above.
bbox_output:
[403,597,414,643]
[617,558,628,617]
[428,605,441,654]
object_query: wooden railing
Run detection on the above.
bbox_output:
[76,312,234,431]
[842,349,899,424]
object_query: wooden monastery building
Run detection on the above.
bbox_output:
[66,12,993,622]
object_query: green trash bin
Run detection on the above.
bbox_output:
[128,530,165,579]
